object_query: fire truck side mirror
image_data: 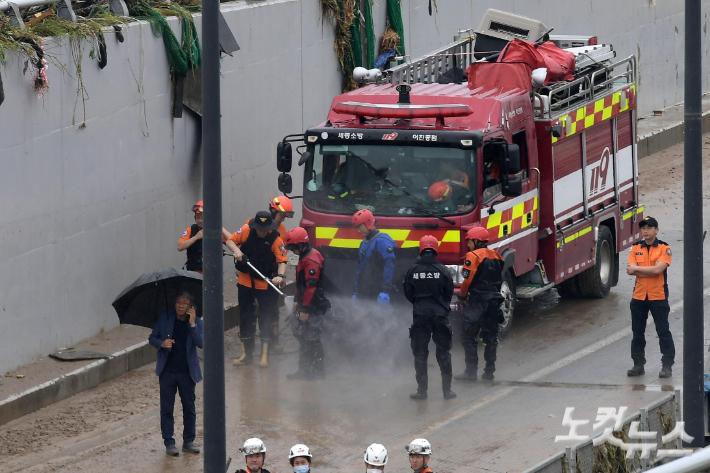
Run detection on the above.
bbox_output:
[502,176,522,197]
[278,172,293,194]
[277,141,293,173]
[507,144,521,175]
[298,151,313,167]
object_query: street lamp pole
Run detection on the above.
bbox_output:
[683,0,705,448]
[202,0,226,468]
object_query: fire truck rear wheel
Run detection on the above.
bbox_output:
[576,226,614,298]
[498,270,516,339]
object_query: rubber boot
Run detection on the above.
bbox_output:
[659,357,673,378]
[442,375,457,399]
[482,362,495,380]
[259,342,269,367]
[627,358,645,377]
[410,375,427,400]
[233,339,254,366]
[454,370,477,381]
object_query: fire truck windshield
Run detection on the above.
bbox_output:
[304,143,476,216]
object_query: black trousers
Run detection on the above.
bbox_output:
[410,314,453,390]
[294,311,325,375]
[461,300,500,372]
[630,298,675,364]
[238,284,278,343]
[159,372,196,447]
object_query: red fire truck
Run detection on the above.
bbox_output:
[276,12,642,337]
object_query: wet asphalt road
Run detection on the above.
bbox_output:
[2,140,710,472]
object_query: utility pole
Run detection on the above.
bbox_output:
[683,0,704,448]
[202,0,226,468]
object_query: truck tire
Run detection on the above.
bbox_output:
[498,270,516,339]
[576,226,614,298]
[556,278,579,298]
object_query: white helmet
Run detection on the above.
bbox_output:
[240,437,266,455]
[364,443,388,466]
[289,444,312,460]
[405,438,432,456]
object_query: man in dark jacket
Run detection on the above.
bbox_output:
[283,227,331,380]
[148,292,203,456]
[403,235,456,400]
[454,226,504,382]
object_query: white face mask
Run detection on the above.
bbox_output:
[367,469,382,473]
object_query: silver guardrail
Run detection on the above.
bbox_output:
[540,55,637,120]
[646,447,710,472]
[384,34,475,85]
[524,389,683,473]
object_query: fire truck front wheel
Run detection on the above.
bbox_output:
[498,270,516,339]
[576,226,614,298]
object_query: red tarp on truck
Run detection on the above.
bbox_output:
[497,39,575,84]
[467,62,533,94]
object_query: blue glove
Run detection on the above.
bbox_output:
[378,292,390,306]
[352,293,358,302]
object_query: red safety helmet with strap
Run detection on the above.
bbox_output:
[419,235,439,254]
[465,226,490,242]
[352,209,375,230]
[284,227,310,251]
[428,182,452,202]
[191,201,203,214]
[270,196,295,218]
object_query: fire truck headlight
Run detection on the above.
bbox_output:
[446,265,464,284]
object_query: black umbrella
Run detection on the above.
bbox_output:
[112,267,203,329]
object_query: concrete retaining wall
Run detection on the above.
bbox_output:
[0,0,707,374]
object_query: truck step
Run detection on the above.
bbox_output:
[516,282,555,299]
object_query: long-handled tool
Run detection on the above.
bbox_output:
[224,251,285,296]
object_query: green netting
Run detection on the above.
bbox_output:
[127,0,201,77]
[350,0,363,69]
[386,0,405,56]
[362,0,375,69]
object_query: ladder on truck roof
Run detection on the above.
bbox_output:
[534,55,636,121]
[384,33,475,85]
[384,33,636,123]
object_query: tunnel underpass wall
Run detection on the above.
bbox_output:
[0,0,706,373]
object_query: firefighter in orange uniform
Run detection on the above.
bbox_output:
[406,439,434,473]
[226,211,287,368]
[267,195,294,352]
[177,200,232,273]
[454,227,504,381]
[626,216,675,378]
[269,195,295,240]
[436,161,469,189]
[427,181,474,214]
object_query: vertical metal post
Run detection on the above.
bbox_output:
[202,0,226,468]
[683,0,705,448]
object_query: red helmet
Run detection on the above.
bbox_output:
[284,227,309,250]
[270,196,294,218]
[192,200,203,214]
[419,235,439,254]
[352,209,375,230]
[465,226,490,242]
[428,182,452,202]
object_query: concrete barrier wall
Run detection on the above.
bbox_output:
[0,0,707,373]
